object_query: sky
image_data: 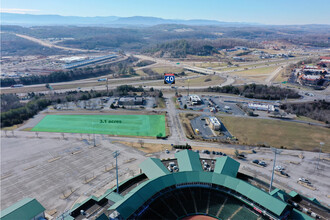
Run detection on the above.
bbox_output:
[1,0,329,25]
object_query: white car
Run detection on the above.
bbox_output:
[298,178,311,184]
[275,165,285,171]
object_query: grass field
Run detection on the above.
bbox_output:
[152,75,226,87]
[32,114,166,137]
[219,116,330,153]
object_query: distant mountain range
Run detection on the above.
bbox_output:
[1,13,260,27]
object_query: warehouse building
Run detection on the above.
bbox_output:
[189,94,202,105]
[206,116,221,130]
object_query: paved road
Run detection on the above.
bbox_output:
[14,33,97,52]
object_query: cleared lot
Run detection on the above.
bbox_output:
[32,114,166,137]
[219,116,330,152]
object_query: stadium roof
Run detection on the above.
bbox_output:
[110,151,288,219]
[175,150,203,172]
[291,209,314,220]
[0,198,45,220]
[139,157,170,179]
[214,156,239,177]
[270,188,290,202]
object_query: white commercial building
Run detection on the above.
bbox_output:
[189,95,202,105]
[248,103,275,112]
[207,116,221,131]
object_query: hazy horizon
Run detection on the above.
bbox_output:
[1,0,330,25]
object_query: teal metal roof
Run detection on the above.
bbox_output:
[290,209,314,220]
[64,216,75,220]
[214,156,240,177]
[106,192,124,203]
[175,150,203,172]
[270,188,290,202]
[0,198,45,220]
[139,158,170,179]
[109,150,288,219]
[289,190,299,198]
[110,171,288,219]
[96,213,109,220]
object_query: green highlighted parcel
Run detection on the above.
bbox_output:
[32,114,166,137]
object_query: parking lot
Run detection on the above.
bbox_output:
[1,133,147,215]
[190,115,233,140]
[178,95,245,115]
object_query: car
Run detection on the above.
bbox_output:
[169,162,176,167]
[175,149,180,153]
[275,165,285,171]
[219,152,223,155]
[298,178,310,184]
[252,160,259,164]
[167,166,173,172]
[195,150,199,153]
[258,161,267,167]
[165,149,169,154]
[223,153,226,156]
[212,151,216,155]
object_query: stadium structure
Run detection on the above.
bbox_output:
[1,150,329,220]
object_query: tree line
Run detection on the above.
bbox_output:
[1,85,165,128]
[281,100,330,124]
[1,57,137,87]
[207,84,301,100]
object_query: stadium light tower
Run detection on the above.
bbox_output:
[269,148,282,193]
[92,122,96,147]
[113,150,120,193]
[316,142,325,170]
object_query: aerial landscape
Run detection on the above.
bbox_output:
[1,0,330,220]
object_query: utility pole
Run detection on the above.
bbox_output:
[113,150,120,193]
[106,78,109,94]
[92,122,96,147]
[187,79,190,96]
[269,148,282,193]
[316,142,324,170]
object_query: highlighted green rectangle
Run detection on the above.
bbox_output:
[32,114,166,137]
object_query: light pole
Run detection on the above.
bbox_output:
[269,148,282,193]
[92,122,96,147]
[316,142,324,170]
[113,150,120,193]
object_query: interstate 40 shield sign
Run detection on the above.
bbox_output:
[164,73,175,84]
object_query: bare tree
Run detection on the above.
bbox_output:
[138,140,144,148]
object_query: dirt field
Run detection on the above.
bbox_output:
[219,116,330,153]
[231,66,279,76]
[117,141,252,156]
[115,141,172,153]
